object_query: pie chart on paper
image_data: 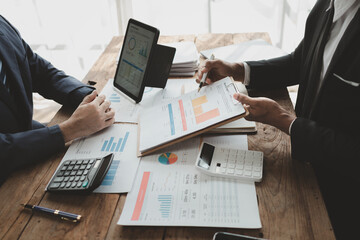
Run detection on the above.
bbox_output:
[158,153,178,165]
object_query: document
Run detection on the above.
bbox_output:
[101,79,197,123]
[61,124,139,193]
[100,79,140,123]
[201,39,286,63]
[139,77,247,155]
[118,137,261,228]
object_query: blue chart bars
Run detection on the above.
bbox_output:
[168,104,175,136]
[101,132,129,153]
[158,195,172,218]
[101,160,120,186]
[109,93,121,103]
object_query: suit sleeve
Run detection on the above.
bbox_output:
[0,125,65,181]
[22,39,94,107]
[246,40,304,89]
[291,118,360,182]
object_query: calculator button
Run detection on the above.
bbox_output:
[73,165,80,170]
[80,165,86,170]
[64,176,70,182]
[80,176,86,181]
[71,182,77,188]
[75,176,80,182]
[227,169,235,175]
[244,171,252,176]
[245,165,252,171]
[67,165,74,171]
[61,166,67,171]
[65,182,71,188]
[82,180,89,188]
[83,159,89,164]
[89,159,95,164]
[235,164,244,170]
[76,160,83,165]
[83,170,89,176]
[64,171,70,176]
[63,161,70,166]
[253,172,261,178]
[254,166,261,172]
[53,177,64,183]
[76,171,83,176]
[57,171,65,177]
[49,182,60,189]
[70,171,77,176]
[69,176,75,182]
[86,164,92,170]
[59,182,66,188]
[77,182,82,188]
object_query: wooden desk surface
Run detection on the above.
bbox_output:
[0,33,335,240]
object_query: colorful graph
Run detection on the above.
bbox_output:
[191,95,220,124]
[101,160,120,186]
[101,132,129,153]
[158,153,178,165]
[109,93,120,103]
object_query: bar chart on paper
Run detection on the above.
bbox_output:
[101,132,129,153]
[61,124,140,193]
[191,95,220,124]
[100,79,140,123]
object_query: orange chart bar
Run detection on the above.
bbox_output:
[178,100,187,131]
[195,108,220,124]
[131,171,150,221]
[191,95,208,107]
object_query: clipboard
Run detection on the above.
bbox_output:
[137,77,249,156]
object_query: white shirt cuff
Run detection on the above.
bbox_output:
[288,118,297,135]
[243,62,251,86]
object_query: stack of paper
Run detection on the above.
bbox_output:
[164,41,199,77]
[200,39,286,62]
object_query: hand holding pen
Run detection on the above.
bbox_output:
[198,54,215,92]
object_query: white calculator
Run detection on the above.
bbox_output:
[195,142,263,182]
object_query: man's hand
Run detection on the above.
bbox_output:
[59,90,115,142]
[234,93,295,134]
[196,59,245,85]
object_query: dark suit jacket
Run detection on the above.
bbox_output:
[0,16,94,183]
[246,0,360,238]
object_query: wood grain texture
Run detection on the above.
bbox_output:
[0,33,335,240]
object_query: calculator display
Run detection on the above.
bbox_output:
[198,143,215,170]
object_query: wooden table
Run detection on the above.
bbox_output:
[0,33,335,240]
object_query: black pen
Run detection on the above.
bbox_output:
[198,54,215,92]
[21,204,82,223]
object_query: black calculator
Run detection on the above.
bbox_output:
[47,153,114,193]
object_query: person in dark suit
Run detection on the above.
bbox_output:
[0,16,115,184]
[198,0,360,238]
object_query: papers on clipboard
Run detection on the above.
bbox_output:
[138,77,247,156]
